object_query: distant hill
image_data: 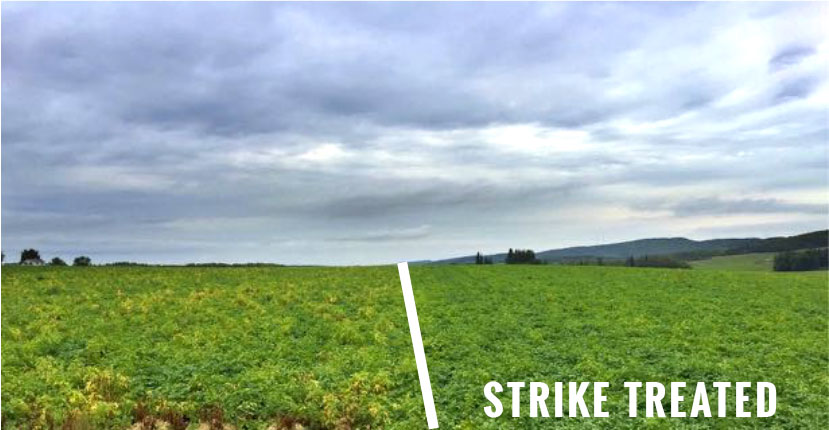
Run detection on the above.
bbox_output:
[722,230,827,254]
[432,230,828,264]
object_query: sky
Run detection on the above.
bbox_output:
[1,2,827,265]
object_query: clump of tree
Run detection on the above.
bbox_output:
[105,261,150,267]
[50,257,67,266]
[474,252,493,265]
[506,248,541,264]
[20,249,42,263]
[773,248,828,272]
[73,256,92,267]
[561,257,608,266]
[625,255,690,269]
[183,262,284,267]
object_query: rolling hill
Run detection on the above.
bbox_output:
[432,230,828,264]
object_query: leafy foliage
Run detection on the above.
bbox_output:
[2,265,826,429]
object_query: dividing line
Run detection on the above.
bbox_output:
[397,262,439,429]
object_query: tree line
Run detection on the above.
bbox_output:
[473,248,542,265]
[472,249,542,265]
[472,249,691,268]
[773,248,828,272]
[624,255,690,269]
[1,249,92,266]
[474,252,493,265]
[506,248,540,264]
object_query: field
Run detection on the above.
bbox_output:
[689,253,777,272]
[2,265,827,429]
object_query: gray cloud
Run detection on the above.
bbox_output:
[331,225,432,242]
[774,75,821,102]
[769,45,817,71]
[2,2,827,264]
[669,198,827,217]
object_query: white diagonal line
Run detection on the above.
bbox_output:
[397,262,439,429]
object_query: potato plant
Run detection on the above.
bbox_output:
[1,265,826,429]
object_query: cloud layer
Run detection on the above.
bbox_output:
[2,2,827,264]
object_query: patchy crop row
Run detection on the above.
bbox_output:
[2,265,827,429]
[2,266,422,429]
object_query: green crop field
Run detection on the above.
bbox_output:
[2,265,827,429]
[690,253,777,272]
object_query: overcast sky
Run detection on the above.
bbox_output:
[2,2,827,265]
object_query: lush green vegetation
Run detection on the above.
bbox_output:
[2,265,827,429]
[690,252,777,271]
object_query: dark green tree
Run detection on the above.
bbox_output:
[50,257,67,266]
[774,249,828,271]
[73,256,92,267]
[506,249,539,264]
[20,249,41,262]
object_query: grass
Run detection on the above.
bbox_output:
[689,252,777,272]
[2,265,827,429]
